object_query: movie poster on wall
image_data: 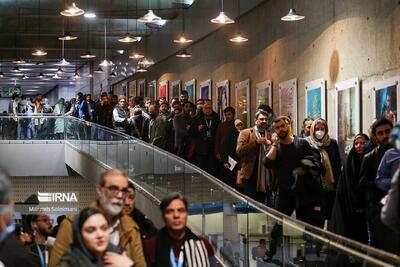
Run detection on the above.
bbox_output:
[372,76,400,125]
[147,80,156,101]
[138,79,146,97]
[235,80,251,127]
[200,79,212,100]
[184,79,196,103]
[256,80,272,108]
[171,80,181,100]
[335,77,360,160]
[279,78,298,134]
[122,82,127,98]
[159,80,169,100]
[128,80,136,97]
[305,79,326,119]
[216,80,230,122]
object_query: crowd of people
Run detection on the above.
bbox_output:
[0,168,216,267]
[1,90,399,263]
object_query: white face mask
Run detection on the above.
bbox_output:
[315,130,325,140]
[395,139,400,151]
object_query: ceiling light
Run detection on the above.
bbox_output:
[58,32,78,41]
[60,2,85,17]
[138,57,154,66]
[22,74,29,79]
[10,66,21,73]
[176,49,192,58]
[84,12,96,18]
[136,65,147,72]
[36,62,44,66]
[281,8,305,21]
[109,71,117,78]
[87,73,93,78]
[229,34,248,43]
[129,53,144,59]
[80,51,96,59]
[12,57,25,64]
[211,11,234,24]
[138,10,162,23]
[174,35,192,44]
[99,59,110,67]
[73,72,81,79]
[56,67,64,75]
[145,19,167,29]
[32,48,47,56]
[37,72,44,78]
[56,58,70,65]
[118,33,140,43]
[95,67,104,73]
[52,73,61,79]
[116,50,124,55]
[0,72,4,78]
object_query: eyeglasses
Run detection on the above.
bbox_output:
[36,218,54,224]
[104,186,130,197]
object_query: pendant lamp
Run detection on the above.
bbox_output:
[211,0,234,24]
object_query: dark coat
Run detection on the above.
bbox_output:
[0,233,35,267]
[189,112,220,155]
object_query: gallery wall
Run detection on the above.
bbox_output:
[114,0,400,136]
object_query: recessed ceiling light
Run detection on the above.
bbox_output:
[84,12,96,18]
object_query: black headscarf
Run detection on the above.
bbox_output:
[66,210,123,267]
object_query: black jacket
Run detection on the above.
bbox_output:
[189,112,220,155]
[131,208,158,240]
[0,233,35,267]
[94,102,113,128]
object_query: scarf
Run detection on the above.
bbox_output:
[306,119,335,190]
[254,126,268,192]
[155,227,210,267]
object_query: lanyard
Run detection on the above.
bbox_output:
[169,248,184,267]
[254,126,268,152]
[36,244,47,267]
[204,118,212,129]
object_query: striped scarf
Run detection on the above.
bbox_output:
[155,227,210,267]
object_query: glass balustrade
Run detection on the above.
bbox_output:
[1,115,399,266]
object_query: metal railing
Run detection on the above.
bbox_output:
[1,115,399,266]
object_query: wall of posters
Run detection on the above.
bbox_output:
[147,80,156,100]
[255,80,272,108]
[235,80,250,127]
[138,79,146,97]
[305,78,326,119]
[279,78,298,134]
[171,80,181,100]
[200,79,212,100]
[128,80,136,97]
[159,80,169,100]
[372,76,400,125]
[184,79,196,103]
[335,77,360,160]
[216,80,230,122]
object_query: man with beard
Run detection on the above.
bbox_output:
[359,118,395,251]
[49,169,146,267]
[263,116,324,261]
[29,212,54,267]
[237,110,271,203]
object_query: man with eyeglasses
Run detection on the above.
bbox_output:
[49,169,146,267]
[29,212,54,267]
[112,95,133,134]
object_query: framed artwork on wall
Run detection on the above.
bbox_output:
[279,78,298,134]
[147,80,156,101]
[121,82,127,98]
[138,79,146,97]
[255,80,272,109]
[159,80,169,100]
[216,80,230,122]
[372,76,400,125]
[171,80,181,100]
[305,78,326,119]
[335,77,360,160]
[128,80,136,97]
[235,80,251,127]
[184,79,196,103]
[200,79,212,100]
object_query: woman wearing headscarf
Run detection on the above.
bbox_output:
[306,118,341,221]
[57,207,134,267]
[329,134,369,243]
